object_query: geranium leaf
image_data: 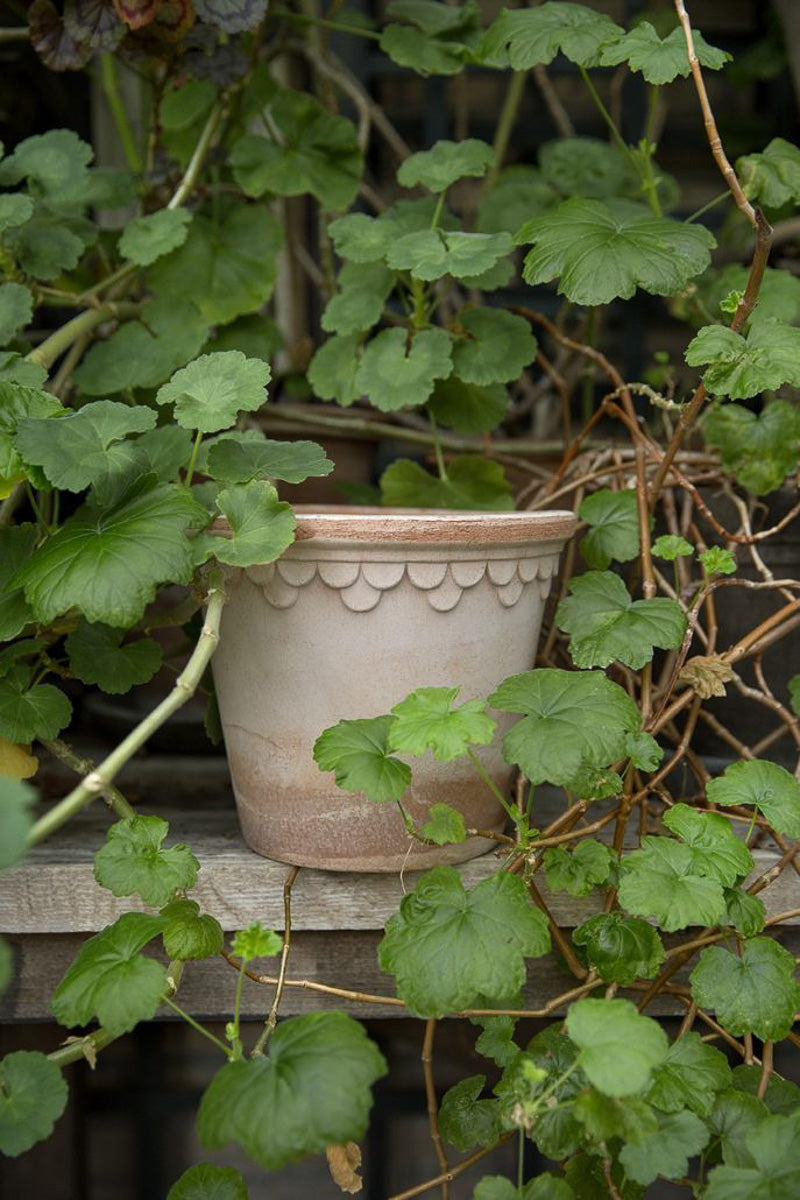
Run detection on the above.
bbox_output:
[386,229,512,281]
[328,212,394,263]
[517,198,714,306]
[690,938,800,1041]
[397,138,494,192]
[132,426,194,483]
[0,525,36,639]
[321,262,395,335]
[450,308,536,386]
[724,887,767,938]
[119,207,192,266]
[662,804,753,886]
[230,921,283,963]
[378,866,550,1016]
[193,0,266,32]
[150,205,283,326]
[473,1015,519,1068]
[578,489,640,569]
[600,22,729,84]
[572,913,665,986]
[156,352,269,434]
[355,327,452,411]
[489,668,641,789]
[0,194,34,234]
[624,730,663,772]
[706,1089,769,1170]
[646,1032,732,1117]
[0,284,33,346]
[573,1088,658,1146]
[652,534,693,560]
[738,138,800,208]
[0,777,36,870]
[204,313,282,361]
[6,214,86,280]
[307,332,362,405]
[74,299,209,395]
[63,0,125,50]
[314,714,411,803]
[477,166,557,235]
[0,129,92,194]
[704,400,800,495]
[51,912,168,1035]
[705,1111,800,1199]
[12,480,207,626]
[167,1163,248,1200]
[620,1108,709,1186]
[379,456,514,510]
[685,320,800,399]
[388,686,496,761]
[543,840,613,897]
[0,1052,69,1157]
[618,837,727,932]
[380,6,478,78]
[421,803,467,845]
[66,622,162,695]
[566,998,667,1097]
[438,1075,501,1151]
[160,900,224,961]
[196,1013,387,1169]
[539,136,639,201]
[427,377,509,434]
[479,2,624,69]
[731,1064,800,1115]
[556,571,686,670]
[195,480,295,568]
[203,432,332,485]
[706,759,800,838]
[0,383,63,496]
[16,400,156,493]
[0,353,47,389]
[0,670,72,743]
[94,816,199,907]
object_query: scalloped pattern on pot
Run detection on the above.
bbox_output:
[242,554,560,613]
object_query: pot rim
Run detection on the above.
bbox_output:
[291,506,576,545]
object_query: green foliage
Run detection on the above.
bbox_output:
[705,1110,800,1198]
[160,900,224,961]
[0,382,63,496]
[438,1075,501,1150]
[93,816,199,908]
[196,1013,387,1169]
[387,229,513,281]
[119,207,192,266]
[542,839,613,896]
[619,1108,709,1186]
[599,22,729,83]
[167,1163,248,1200]
[314,715,411,802]
[652,534,693,560]
[707,1089,769,1168]
[572,913,665,985]
[690,937,800,1041]
[578,489,639,569]
[194,481,295,569]
[356,327,452,411]
[705,401,800,495]
[0,526,36,639]
[321,262,395,335]
[421,803,467,845]
[566,998,667,1097]
[725,887,767,938]
[473,1015,519,1068]
[618,835,728,932]
[388,686,495,761]
[397,138,494,192]
[73,300,208,395]
[231,922,283,963]
[65,622,162,694]
[427,377,509,434]
[0,1051,69,1157]
[51,912,168,1035]
[0,283,33,346]
[378,866,550,1016]
[480,3,623,69]
[556,571,686,670]
[646,1032,732,1117]
[156,352,270,433]
[738,138,800,207]
[707,759,800,837]
[0,666,72,742]
[662,803,753,886]
[685,319,800,399]
[379,456,514,510]
[450,308,536,386]
[380,1,481,76]
[0,777,36,870]
[732,1064,800,1114]
[307,332,361,405]
[202,433,332,485]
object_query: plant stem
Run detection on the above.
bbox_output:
[48,1027,118,1067]
[185,431,204,488]
[229,959,247,1058]
[168,102,223,210]
[467,748,514,819]
[421,1020,450,1199]
[685,188,730,224]
[100,55,143,173]
[253,864,300,1055]
[27,579,225,845]
[25,301,139,370]
[429,191,447,231]
[269,6,381,39]
[162,996,231,1056]
[517,1128,525,1190]
[40,739,136,820]
[0,27,28,42]
[487,70,527,188]
[428,411,448,481]
[578,66,631,160]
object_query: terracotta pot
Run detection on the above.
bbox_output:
[212,507,576,871]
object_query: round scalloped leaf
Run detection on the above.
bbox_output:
[74,300,208,396]
[28,0,93,70]
[618,836,727,932]
[66,622,162,695]
[572,912,665,986]
[203,432,332,485]
[0,382,62,496]
[451,308,536,386]
[94,816,199,907]
[738,137,800,208]
[160,900,224,962]
[690,938,800,1042]
[542,839,613,897]
[119,207,192,266]
[646,1033,732,1117]
[388,686,496,761]
[16,400,156,493]
[156,352,270,433]
[397,138,494,192]
[0,670,72,743]
[556,570,686,670]
[600,22,730,84]
[314,714,411,803]
[566,998,667,1097]
[438,1076,501,1152]
[355,327,452,411]
[7,216,86,281]
[307,333,362,406]
[387,229,512,282]
[0,1052,69,1157]
[426,376,509,434]
[0,284,33,347]
[705,1110,800,1200]
[0,777,36,870]
[63,0,125,50]
[167,1163,248,1200]
[578,488,639,569]
[0,195,34,235]
[539,136,636,200]
[663,803,753,887]
[620,1108,710,1186]
[0,129,92,193]
[193,0,266,32]
[704,400,800,495]
[379,456,513,510]
[479,3,624,69]
[685,320,800,400]
[706,759,800,838]
[0,525,37,639]
[421,803,467,846]
[195,480,295,569]
[321,262,395,336]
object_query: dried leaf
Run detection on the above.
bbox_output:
[29,0,93,70]
[326,1142,363,1194]
[0,737,38,780]
[679,656,735,699]
[61,1035,97,1069]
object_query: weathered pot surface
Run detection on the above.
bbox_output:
[212,506,576,872]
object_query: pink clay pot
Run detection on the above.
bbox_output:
[212,507,576,872]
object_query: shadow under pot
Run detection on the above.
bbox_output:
[211,507,576,872]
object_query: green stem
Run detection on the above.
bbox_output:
[185,431,204,488]
[429,190,447,231]
[685,189,731,224]
[428,411,448,481]
[579,66,631,160]
[644,84,661,144]
[269,6,380,39]
[168,102,223,210]
[100,55,143,173]
[40,739,136,821]
[0,27,29,42]
[517,1128,525,1191]
[27,580,226,845]
[48,1028,118,1067]
[488,70,527,188]
[77,263,138,306]
[229,959,247,1058]
[467,748,515,819]
[162,996,232,1056]
[410,277,428,330]
[25,302,139,370]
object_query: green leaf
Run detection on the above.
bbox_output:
[314,715,411,803]
[231,921,282,963]
[564,1153,642,1199]
[450,308,536,386]
[231,94,362,210]
[473,1015,519,1068]
[0,777,36,870]
[738,138,800,208]
[0,525,36,639]
[705,400,800,495]
[619,1108,709,1186]
[0,353,47,389]
[724,888,767,938]
[397,138,494,192]
[167,1163,248,1200]
[705,1111,800,1199]
[421,804,467,845]
[196,1012,387,1169]
[388,686,495,761]
[0,381,63,496]
[203,432,332,485]
[477,167,558,235]
[438,1075,501,1151]
[378,867,550,1016]
[472,1177,517,1200]
[150,205,283,326]
[556,570,686,670]
[132,426,194,484]
[0,670,72,743]
[539,136,638,201]
[356,327,452,411]
[542,839,613,896]
[66,622,161,695]
[7,214,87,281]
[572,913,665,986]
[690,937,800,1041]
[94,816,199,907]
[489,668,641,789]
[618,836,727,932]
[663,803,753,886]
[74,299,209,396]
[156,352,270,434]
[522,1176,575,1200]
[386,229,513,282]
[15,400,156,493]
[119,207,192,266]
[0,1051,68,1157]
[0,283,33,346]
[0,129,92,195]
[380,4,479,78]
[685,320,800,400]
[204,313,282,362]
[328,212,393,263]
[566,998,667,1097]
[427,376,509,434]
[380,456,513,510]
[707,759,800,838]
[160,900,224,961]
[573,1087,658,1145]
[195,480,295,568]
[600,22,730,84]
[790,674,800,718]
[307,333,362,405]
[518,198,714,306]
[0,194,34,234]
[707,1089,769,1168]
[321,262,395,335]
[646,1032,732,1117]
[51,912,168,1035]
[13,480,206,626]
[731,1064,800,1115]
[479,3,624,69]
[579,489,640,569]
[624,730,663,772]
[652,534,693,560]
[0,937,11,992]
